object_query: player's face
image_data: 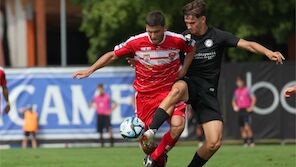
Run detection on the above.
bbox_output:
[236,79,244,88]
[98,86,105,95]
[184,15,205,35]
[146,25,165,45]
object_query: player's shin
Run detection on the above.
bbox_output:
[151,115,184,162]
[150,131,177,161]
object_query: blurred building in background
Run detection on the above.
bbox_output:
[0,0,88,67]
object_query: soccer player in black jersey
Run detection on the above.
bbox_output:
[141,0,285,166]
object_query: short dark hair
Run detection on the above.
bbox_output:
[183,0,206,18]
[97,84,104,88]
[145,11,165,27]
[236,75,246,82]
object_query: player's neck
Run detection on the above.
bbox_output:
[195,25,208,36]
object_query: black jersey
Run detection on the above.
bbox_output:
[182,27,239,88]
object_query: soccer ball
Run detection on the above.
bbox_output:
[120,117,145,139]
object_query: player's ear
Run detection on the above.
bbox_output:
[201,16,206,23]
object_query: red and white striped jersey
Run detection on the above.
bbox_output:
[114,31,194,93]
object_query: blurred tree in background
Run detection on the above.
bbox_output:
[74,0,295,64]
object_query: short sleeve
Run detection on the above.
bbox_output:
[114,38,134,57]
[180,37,195,53]
[0,69,7,87]
[218,29,240,47]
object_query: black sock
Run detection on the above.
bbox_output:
[188,152,208,167]
[248,137,254,144]
[243,138,248,144]
[149,108,170,130]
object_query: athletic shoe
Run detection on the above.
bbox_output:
[144,155,157,167]
[249,143,255,147]
[140,129,156,154]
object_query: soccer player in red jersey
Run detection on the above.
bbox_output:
[73,11,195,167]
[0,67,10,113]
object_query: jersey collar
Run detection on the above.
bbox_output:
[147,31,167,45]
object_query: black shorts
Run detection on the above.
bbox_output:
[24,131,36,138]
[181,76,223,124]
[238,109,252,127]
[97,115,111,133]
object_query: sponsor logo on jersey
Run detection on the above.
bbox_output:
[143,54,150,62]
[145,65,153,70]
[204,39,213,48]
[140,47,152,51]
[168,52,176,60]
[168,47,176,50]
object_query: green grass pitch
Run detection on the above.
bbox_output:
[0,145,295,167]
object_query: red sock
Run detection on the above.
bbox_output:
[151,131,176,160]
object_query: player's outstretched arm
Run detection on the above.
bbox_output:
[237,39,285,64]
[73,51,118,79]
[179,47,196,78]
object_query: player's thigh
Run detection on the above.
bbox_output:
[202,120,223,144]
[171,80,189,101]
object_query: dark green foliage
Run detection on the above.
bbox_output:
[74,0,295,64]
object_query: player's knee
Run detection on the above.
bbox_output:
[205,137,222,151]
[171,81,187,96]
[169,87,182,98]
[170,123,185,139]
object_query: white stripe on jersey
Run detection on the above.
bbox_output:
[114,31,187,51]
[134,50,180,66]
[114,32,148,51]
[165,31,186,41]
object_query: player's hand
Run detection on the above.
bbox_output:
[284,86,296,97]
[126,57,135,68]
[246,107,253,112]
[178,69,187,79]
[267,51,285,64]
[4,104,10,113]
[73,69,92,79]
[233,106,239,112]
